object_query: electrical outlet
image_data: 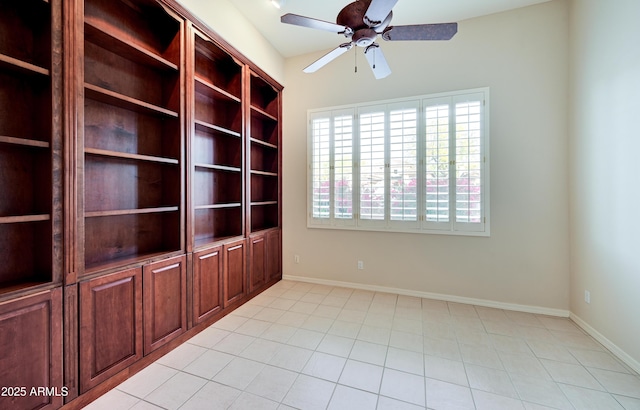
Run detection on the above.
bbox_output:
[357,260,364,270]
[585,290,591,304]
[294,255,300,263]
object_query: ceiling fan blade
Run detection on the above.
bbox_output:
[304,43,353,73]
[364,44,391,79]
[382,23,458,41]
[364,0,399,27]
[281,13,351,35]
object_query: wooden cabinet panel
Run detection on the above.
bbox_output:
[79,268,142,393]
[143,255,187,354]
[193,246,223,324]
[223,239,246,307]
[249,234,266,292]
[266,229,282,282]
[0,288,63,410]
[249,228,281,292]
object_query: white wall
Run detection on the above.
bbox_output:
[175,0,285,83]
[282,1,571,310]
[569,0,640,369]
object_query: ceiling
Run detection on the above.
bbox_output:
[226,0,552,58]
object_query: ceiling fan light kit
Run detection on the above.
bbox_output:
[271,0,286,9]
[280,0,457,79]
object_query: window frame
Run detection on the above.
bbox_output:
[307,87,490,237]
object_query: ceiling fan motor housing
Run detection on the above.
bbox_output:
[353,28,378,47]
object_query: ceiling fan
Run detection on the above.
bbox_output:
[280,0,458,79]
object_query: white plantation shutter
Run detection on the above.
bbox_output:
[308,110,356,226]
[359,106,386,226]
[310,116,330,223]
[424,98,452,230]
[308,88,489,236]
[333,114,354,220]
[453,94,485,232]
[388,102,419,226]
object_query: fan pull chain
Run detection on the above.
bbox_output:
[373,48,376,69]
[354,47,358,73]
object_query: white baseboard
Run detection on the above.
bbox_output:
[570,313,640,375]
[282,275,570,318]
[282,275,640,374]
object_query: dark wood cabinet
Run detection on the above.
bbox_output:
[192,246,223,325]
[249,228,282,292]
[223,239,247,307]
[143,255,187,354]
[79,268,143,393]
[1,0,282,407]
[249,234,266,292]
[0,289,63,410]
[266,229,282,282]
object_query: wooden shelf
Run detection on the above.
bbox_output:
[194,163,241,173]
[85,207,179,218]
[0,279,52,297]
[85,147,179,165]
[250,137,277,150]
[85,83,179,118]
[195,76,240,103]
[251,170,278,177]
[194,120,241,138]
[0,214,51,224]
[194,234,241,250]
[0,135,49,149]
[84,19,178,71]
[0,53,49,77]
[251,105,277,122]
[251,201,278,206]
[83,250,183,276]
[194,203,242,210]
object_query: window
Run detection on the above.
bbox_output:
[308,88,489,236]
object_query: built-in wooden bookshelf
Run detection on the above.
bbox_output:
[1,0,283,407]
[81,0,184,274]
[191,29,244,248]
[0,0,60,294]
[0,1,64,409]
[248,73,280,232]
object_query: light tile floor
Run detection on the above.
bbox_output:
[85,280,640,409]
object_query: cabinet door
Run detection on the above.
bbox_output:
[0,288,63,410]
[266,229,282,282]
[79,268,142,393]
[193,246,223,325]
[249,234,266,292]
[143,255,187,354]
[223,239,246,307]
